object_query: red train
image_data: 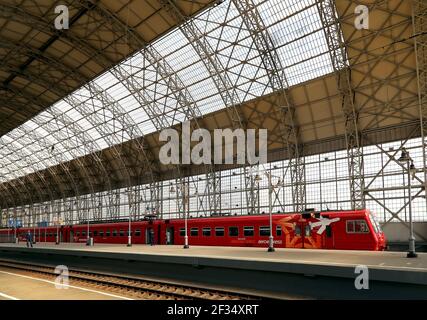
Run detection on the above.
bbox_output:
[0,209,387,251]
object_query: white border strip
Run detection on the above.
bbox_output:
[0,291,19,300]
[0,270,133,300]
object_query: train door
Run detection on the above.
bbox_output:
[291,222,303,248]
[166,227,174,245]
[322,225,334,249]
[69,230,74,243]
[146,228,154,245]
[62,229,67,243]
[291,221,312,249]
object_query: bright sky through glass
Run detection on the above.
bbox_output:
[0,0,335,182]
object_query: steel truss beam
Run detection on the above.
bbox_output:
[0,41,154,221]
[81,0,226,216]
[232,0,305,212]
[0,87,114,223]
[160,0,267,214]
[317,0,365,210]
[0,2,160,218]
[413,0,427,205]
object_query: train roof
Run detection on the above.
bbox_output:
[0,209,370,230]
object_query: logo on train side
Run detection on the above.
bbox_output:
[309,217,340,235]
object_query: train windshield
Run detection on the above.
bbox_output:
[370,213,382,234]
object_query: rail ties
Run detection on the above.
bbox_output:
[0,259,261,300]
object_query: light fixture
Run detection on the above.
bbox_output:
[398,148,410,163]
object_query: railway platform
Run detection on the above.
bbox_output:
[0,265,131,300]
[0,243,426,299]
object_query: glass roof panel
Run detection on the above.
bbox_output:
[0,0,339,183]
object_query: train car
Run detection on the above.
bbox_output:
[0,209,386,250]
[168,209,386,251]
[69,219,164,245]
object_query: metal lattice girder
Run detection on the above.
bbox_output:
[232,0,305,212]
[82,1,221,215]
[317,0,365,210]
[0,37,156,185]
[0,53,136,218]
[0,1,160,209]
[1,85,131,221]
[67,82,159,216]
[3,93,110,222]
[0,136,54,205]
[413,0,427,199]
[7,127,71,199]
[88,1,230,215]
[0,158,34,213]
[159,0,263,214]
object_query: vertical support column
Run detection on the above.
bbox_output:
[107,190,120,220]
[317,0,365,209]
[232,0,305,212]
[413,0,427,204]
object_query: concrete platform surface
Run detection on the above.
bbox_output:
[1,242,426,272]
[1,243,426,299]
[0,267,131,300]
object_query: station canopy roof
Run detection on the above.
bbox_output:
[0,0,419,204]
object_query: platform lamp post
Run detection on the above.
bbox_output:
[127,189,132,247]
[55,213,60,245]
[398,148,418,258]
[263,172,283,252]
[32,209,36,244]
[183,183,190,249]
[171,182,190,249]
[14,210,17,243]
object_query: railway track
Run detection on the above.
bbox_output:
[0,259,261,300]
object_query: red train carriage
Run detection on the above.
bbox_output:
[168,209,386,250]
[0,209,386,251]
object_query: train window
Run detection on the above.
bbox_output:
[276,226,282,236]
[190,228,199,236]
[347,220,369,234]
[76,232,80,237]
[259,226,270,237]
[99,231,104,237]
[89,231,93,237]
[215,227,225,236]
[135,230,141,237]
[228,227,239,237]
[243,226,254,237]
[120,230,125,237]
[202,228,211,236]
[82,231,86,237]
[93,231,98,237]
[294,225,301,236]
[370,214,382,233]
[305,225,311,237]
[179,228,185,237]
[346,221,355,233]
[355,221,369,233]
[106,230,111,237]
[112,230,117,237]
